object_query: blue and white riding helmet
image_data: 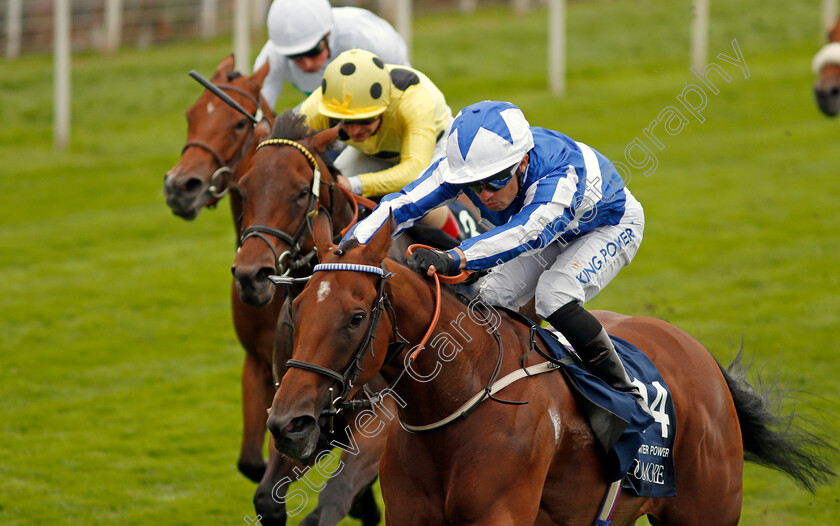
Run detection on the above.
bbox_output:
[441,100,534,186]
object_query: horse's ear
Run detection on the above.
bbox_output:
[308,125,340,154]
[362,212,394,261]
[313,209,336,256]
[211,54,236,82]
[254,117,272,143]
[250,59,270,86]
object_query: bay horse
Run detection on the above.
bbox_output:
[267,213,835,525]
[164,55,282,485]
[231,112,396,525]
[813,15,840,116]
[165,62,383,525]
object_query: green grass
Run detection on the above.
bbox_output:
[1,1,838,524]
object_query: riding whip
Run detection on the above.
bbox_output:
[188,70,260,124]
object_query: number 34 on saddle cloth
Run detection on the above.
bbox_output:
[505,309,678,498]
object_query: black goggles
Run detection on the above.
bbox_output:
[287,39,326,60]
[342,116,380,126]
[466,163,519,194]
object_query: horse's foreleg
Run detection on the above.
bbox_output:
[254,437,308,526]
[299,414,388,526]
[238,350,273,482]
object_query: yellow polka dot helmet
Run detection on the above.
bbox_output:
[319,49,391,120]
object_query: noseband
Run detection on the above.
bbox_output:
[284,263,398,411]
[239,138,333,275]
[181,84,262,200]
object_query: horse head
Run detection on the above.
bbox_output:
[813,17,840,117]
[164,55,271,219]
[231,112,344,307]
[267,214,399,460]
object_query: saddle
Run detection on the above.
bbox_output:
[500,308,678,497]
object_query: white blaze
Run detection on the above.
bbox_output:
[317,281,331,303]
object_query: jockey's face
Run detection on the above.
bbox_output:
[474,155,528,211]
[340,117,381,142]
[290,38,330,73]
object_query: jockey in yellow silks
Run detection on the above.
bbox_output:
[297,49,453,200]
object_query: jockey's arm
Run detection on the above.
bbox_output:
[254,43,288,111]
[355,91,439,197]
[446,174,574,271]
[343,158,460,243]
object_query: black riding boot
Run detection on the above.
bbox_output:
[546,302,651,415]
[578,328,651,413]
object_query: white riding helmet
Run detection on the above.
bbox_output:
[442,100,534,185]
[267,0,333,56]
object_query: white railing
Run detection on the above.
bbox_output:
[9,0,820,148]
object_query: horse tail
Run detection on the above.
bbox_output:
[717,348,837,492]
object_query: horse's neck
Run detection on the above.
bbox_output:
[383,267,511,424]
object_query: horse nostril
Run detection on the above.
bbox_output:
[286,417,307,434]
[282,416,316,438]
[182,177,203,194]
[256,267,275,283]
[830,86,840,97]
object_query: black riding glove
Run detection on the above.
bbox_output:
[408,248,457,276]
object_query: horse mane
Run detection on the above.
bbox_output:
[272,110,316,141]
[226,71,243,81]
[269,110,342,177]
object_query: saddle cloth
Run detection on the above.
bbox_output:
[502,309,677,498]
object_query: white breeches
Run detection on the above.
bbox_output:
[478,192,645,319]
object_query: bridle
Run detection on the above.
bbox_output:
[279,259,528,434]
[284,263,399,412]
[181,83,263,201]
[239,138,334,276]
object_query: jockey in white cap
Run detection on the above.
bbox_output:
[253,0,409,109]
[344,100,649,412]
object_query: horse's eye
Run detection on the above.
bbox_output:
[297,187,310,200]
[234,118,249,130]
[348,313,365,328]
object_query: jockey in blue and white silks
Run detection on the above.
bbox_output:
[344,100,649,413]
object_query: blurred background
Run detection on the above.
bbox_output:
[1,1,838,524]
